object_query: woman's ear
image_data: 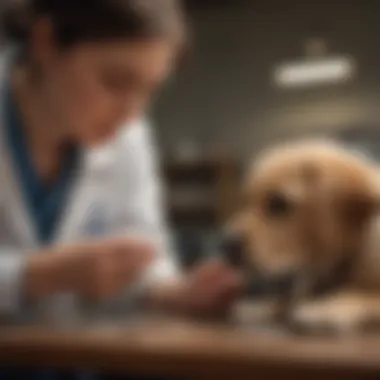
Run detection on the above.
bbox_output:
[29,17,57,70]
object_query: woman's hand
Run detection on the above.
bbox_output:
[25,237,156,302]
[150,259,245,317]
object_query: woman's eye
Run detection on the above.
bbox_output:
[100,73,130,93]
[99,68,139,94]
[265,192,292,217]
[241,193,253,210]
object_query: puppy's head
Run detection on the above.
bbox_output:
[225,140,380,296]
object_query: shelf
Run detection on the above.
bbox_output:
[164,159,228,182]
[168,205,218,225]
[163,156,241,227]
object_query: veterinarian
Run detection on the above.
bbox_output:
[0,0,243,377]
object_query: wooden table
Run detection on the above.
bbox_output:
[1,318,380,379]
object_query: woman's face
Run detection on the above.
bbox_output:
[36,36,177,146]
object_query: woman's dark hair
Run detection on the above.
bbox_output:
[1,0,187,50]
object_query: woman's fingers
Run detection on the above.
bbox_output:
[79,237,156,300]
[113,237,156,256]
[117,238,156,276]
[107,238,155,293]
[188,260,245,314]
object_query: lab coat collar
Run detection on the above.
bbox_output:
[0,49,120,247]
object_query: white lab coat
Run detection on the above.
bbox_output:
[0,51,179,323]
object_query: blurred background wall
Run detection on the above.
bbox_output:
[151,0,380,267]
[154,0,380,161]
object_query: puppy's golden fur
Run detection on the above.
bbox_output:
[230,140,380,334]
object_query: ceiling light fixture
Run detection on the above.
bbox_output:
[273,38,357,89]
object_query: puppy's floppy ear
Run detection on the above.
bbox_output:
[337,177,380,229]
[300,161,380,224]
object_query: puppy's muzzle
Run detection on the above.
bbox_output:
[219,234,300,299]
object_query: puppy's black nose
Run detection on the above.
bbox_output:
[219,234,245,268]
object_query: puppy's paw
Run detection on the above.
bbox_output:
[289,297,368,336]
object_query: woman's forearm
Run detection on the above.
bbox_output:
[24,251,69,301]
[0,247,66,317]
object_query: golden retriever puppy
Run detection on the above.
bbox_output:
[226,139,380,334]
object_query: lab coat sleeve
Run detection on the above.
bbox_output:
[115,119,182,289]
[0,250,26,318]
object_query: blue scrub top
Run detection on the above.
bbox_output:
[4,82,79,244]
[1,84,94,380]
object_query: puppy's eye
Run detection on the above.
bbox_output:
[265,192,292,217]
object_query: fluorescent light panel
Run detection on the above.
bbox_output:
[273,56,356,88]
